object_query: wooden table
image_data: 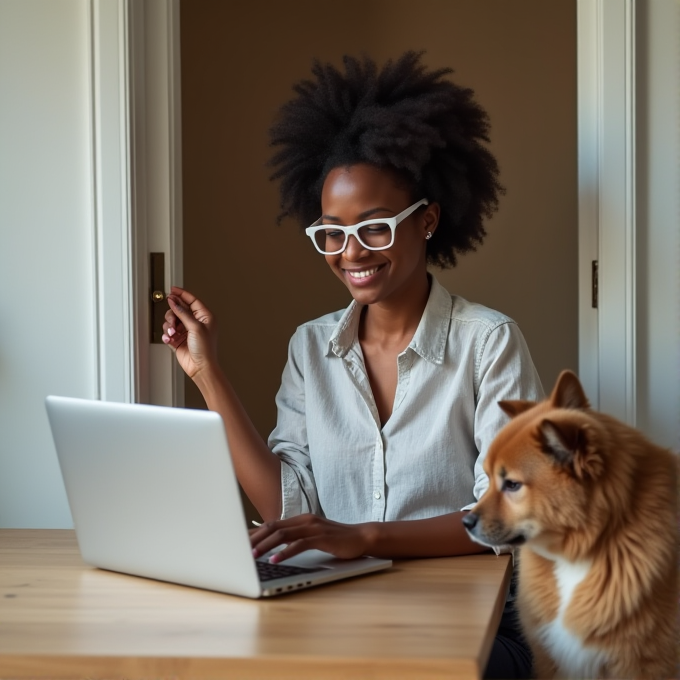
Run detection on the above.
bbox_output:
[0,530,511,679]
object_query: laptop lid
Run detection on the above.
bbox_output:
[45,396,391,598]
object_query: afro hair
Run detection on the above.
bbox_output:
[268,51,504,268]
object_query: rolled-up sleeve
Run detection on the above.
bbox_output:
[464,321,545,509]
[268,331,322,519]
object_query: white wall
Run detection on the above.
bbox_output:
[578,0,679,451]
[0,0,177,529]
[635,0,680,451]
[0,0,96,527]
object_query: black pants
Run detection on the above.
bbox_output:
[483,573,533,679]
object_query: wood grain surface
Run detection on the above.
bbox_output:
[0,530,511,679]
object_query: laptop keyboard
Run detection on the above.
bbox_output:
[256,560,324,582]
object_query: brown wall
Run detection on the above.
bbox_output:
[180,0,578,518]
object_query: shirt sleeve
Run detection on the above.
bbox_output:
[268,330,322,519]
[461,320,545,511]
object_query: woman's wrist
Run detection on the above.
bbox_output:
[192,362,228,400]
[359,521,382,556]
[357,513,489,559]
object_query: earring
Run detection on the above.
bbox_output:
[425,232,432,240]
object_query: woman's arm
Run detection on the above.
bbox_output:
[163,288,282,520]
[192,365,282,521]
[250,511,489,562]
[362,511,488,558]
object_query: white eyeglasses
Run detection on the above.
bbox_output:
[305,198,429,255]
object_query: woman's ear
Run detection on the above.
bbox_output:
[422,202,440,238]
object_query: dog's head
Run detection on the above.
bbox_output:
[463,370,610,557]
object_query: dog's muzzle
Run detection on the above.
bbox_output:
[462,512,479,532]
[462,512,526,547]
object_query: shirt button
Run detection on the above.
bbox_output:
[373,491,382,500]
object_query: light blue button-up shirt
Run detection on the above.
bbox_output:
[269,276,544,523]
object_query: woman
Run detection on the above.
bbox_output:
[163,52,543,678]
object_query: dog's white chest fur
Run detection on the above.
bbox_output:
[534,552,608,679]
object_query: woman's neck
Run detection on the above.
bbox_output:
[359,274,431,349]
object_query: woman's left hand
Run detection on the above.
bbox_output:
[250,514,375,563]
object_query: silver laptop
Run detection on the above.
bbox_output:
[45,396,391,598]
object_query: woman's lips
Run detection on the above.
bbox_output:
[343,265,384,285]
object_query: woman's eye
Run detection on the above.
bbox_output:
[365,224,390,234]
[502,479,522,492]
[324,229,344,239]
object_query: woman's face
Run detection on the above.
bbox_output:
[319,164,439,307]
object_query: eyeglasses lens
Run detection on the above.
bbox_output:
[314,223,393,254]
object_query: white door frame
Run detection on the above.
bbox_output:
[577,0,637,424]
[89,0,134,404]
[94,0,182,407]
[128,0,184,406]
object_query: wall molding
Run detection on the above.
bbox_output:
[88,0,134,403]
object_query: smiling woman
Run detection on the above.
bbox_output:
[163,52,544,679]
[317,165,435,311]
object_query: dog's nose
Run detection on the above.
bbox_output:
[462,512,478,530]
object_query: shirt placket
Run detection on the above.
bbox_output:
[342,346,415,522]
[342,348,386,521]
[372,350,413,520]
[370,430,386,521]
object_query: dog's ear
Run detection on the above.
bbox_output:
[536,417,603,480]
[498,400,536,418]
[550,370,590,410]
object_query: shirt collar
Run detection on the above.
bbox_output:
[327,275,453,365]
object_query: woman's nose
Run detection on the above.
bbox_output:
[342,235,367,261]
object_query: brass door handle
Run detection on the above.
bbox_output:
[150,253,168,343]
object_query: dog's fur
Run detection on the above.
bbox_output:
[464,370,678,679]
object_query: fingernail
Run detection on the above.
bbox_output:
[268,554,280,564]
[167,327,175,337]
[252,548,259,558]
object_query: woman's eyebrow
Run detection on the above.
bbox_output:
[321,207,393,222]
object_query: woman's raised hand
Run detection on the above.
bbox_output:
[162,286,218,380]
[163,289,283,519]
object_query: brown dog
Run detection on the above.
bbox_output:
[463,370,678,679]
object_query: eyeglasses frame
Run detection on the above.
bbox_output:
[305,198,430,255]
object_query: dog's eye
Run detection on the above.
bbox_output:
[502,479,523,492]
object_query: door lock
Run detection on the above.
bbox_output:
[150,253,168,343]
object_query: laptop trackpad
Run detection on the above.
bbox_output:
[275,549,380,572]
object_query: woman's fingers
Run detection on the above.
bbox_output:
[161,288,220,379]
[250,516,368,562]
[167,295,199,327]
[266,537,318,564]
[168,288,214,326]
[162,311,181,340]
[162,326,187,348]
[250,521,290,556]
[162,306,186,347]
